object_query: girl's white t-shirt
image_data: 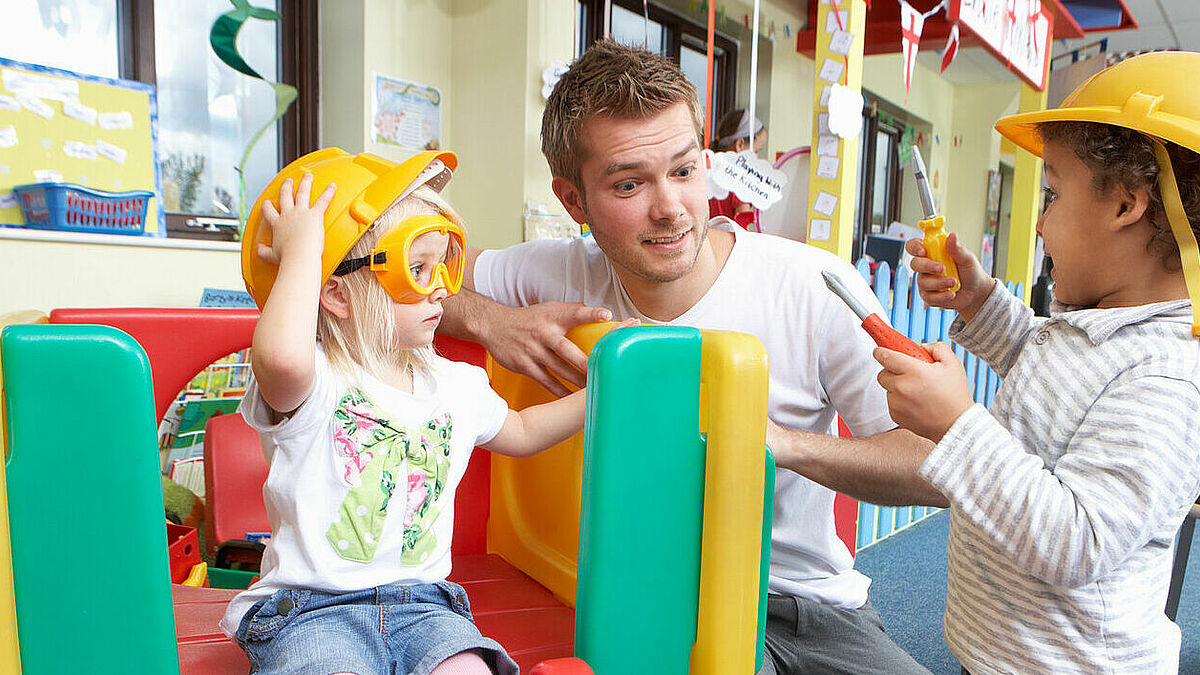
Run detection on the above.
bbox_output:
[220,348,509,637]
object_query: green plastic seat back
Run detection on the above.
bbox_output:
[575,326,706,673]
[2,324,179,674]
[574,327,773,674]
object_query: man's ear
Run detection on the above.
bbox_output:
[552,176,588,225]
[319,276,352,320]
[1112,183,1151,231]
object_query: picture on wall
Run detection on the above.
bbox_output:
[371,73,442,151]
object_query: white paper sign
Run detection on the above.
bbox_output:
[813,190,838,216]
[0,192,18,209]
[98,111,133,130]
[704,149,788,211]
[17,94,54,120]
[829,30,855,55]
[956,0,1051,89]
[63,100,97,126]
[828,84,865,138]
[818,59,845,84]
[0,126,16,148]
[2,69,78,102]
[820,85,832,108]
[817,135,840,157]
[825,10,848,33]
[816,156,840,179]
[64,141,98,160]
[33,169,63,183]
[818,113,830,136]
[96,139,127,165]
[810,218,832,241]
[0,95,18,112]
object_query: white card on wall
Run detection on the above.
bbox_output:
[816,156,840,179]
[810,218,832,241]
[829,30,854,55]
[817,135,839,157]
[825,10,848,33]
[818,59,845,83]
[813,191,838,216]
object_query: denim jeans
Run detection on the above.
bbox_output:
[235,581,518,675]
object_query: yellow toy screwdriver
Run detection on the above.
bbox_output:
[912,146,960,292]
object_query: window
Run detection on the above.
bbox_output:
[1,1,121,79]
[578,0,736,144]
[854,102,903,262]
[1,0,317,239]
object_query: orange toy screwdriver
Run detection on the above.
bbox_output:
[822,269,935,363]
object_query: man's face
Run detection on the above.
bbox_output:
[556,103,711,286]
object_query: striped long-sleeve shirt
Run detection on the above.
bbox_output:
[919,282,1200,674]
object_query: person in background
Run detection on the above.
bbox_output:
[875,51,1200,673]
[709,108,768,231]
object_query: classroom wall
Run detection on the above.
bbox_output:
[0,0,1018,316]
[946,82,1021,260]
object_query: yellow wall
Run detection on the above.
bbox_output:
[947,82,1021,260]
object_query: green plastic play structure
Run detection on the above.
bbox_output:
[3,324,180,673]
[2,322,774,673]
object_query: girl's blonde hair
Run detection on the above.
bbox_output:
[316,185,464,382]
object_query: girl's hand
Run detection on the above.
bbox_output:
[256,173,337,266]
[906,233,995,323]
[874,342,973,443]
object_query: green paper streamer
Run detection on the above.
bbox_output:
[209,0,297,236]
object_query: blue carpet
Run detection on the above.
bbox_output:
[854,510,1200,674]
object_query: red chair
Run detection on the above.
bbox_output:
[203,413,269,567]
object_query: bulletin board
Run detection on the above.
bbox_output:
[0,57,164,237]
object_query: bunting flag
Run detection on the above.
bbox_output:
[941,22,960,73]
[899,0,926,95]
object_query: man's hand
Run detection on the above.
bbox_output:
[480,300,615,397]
[874,342,973,443]
[906,233,994,323]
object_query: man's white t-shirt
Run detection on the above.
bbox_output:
[474,219,895,609]
[220,348,509,637]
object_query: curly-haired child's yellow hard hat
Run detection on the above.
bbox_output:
[994,51,1200,156]
[994,51,1200,336]
[241,148,457,308]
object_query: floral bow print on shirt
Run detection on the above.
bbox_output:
[326,388,453,565]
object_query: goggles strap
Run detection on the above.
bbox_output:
[332,251,387,277]
[1151,140,1200,338]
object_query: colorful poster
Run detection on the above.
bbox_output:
[371,73,442,151]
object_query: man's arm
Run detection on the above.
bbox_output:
[768,421,949,507]
[441,246,613,397]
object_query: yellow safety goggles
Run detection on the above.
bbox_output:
[332,214,466,303]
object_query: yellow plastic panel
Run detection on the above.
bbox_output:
[486,323,615,605]
[691,331,767,674]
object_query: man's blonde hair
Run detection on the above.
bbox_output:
[542,38,704,188]
[316,185,462,382]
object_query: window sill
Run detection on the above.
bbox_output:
[0,226,241,252]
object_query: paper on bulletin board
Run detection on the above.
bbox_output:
[0,58,163,235]
[371,73,442,151]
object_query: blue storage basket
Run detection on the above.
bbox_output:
[13,182,153,235]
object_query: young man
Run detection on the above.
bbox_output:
[442,39,940,674]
